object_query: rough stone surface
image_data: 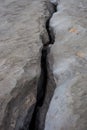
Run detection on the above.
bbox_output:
[45,0,87,130]
[0,0,52,130]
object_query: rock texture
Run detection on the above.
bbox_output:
[0,0,54,130]
[45,0,87,130]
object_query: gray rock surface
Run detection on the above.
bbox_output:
[0,0,52,130]
[45,0,87,130]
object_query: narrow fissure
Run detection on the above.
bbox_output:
[29,2,57,130]
[46,4,57,45]
[29,45,48,130]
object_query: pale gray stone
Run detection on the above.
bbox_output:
[45,0,87,130]
[0,0,51,130]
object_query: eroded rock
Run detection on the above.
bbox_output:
[0,0,54,130]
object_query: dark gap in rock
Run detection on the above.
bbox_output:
[29,45,48,130]
[28,2,57,130]
[46,4,57,45]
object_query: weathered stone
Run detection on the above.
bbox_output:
[45,0,87,130]
[0,0,52,130]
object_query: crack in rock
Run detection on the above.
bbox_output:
[28,1,57,130]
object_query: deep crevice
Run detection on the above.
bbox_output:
[28,2,57,130]
[29,45,48,130]
[46,4,57,45]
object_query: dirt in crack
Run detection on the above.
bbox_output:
[29,2,57,130]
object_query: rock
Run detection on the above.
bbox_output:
[45,0,87,130]
[0,0,53,130]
